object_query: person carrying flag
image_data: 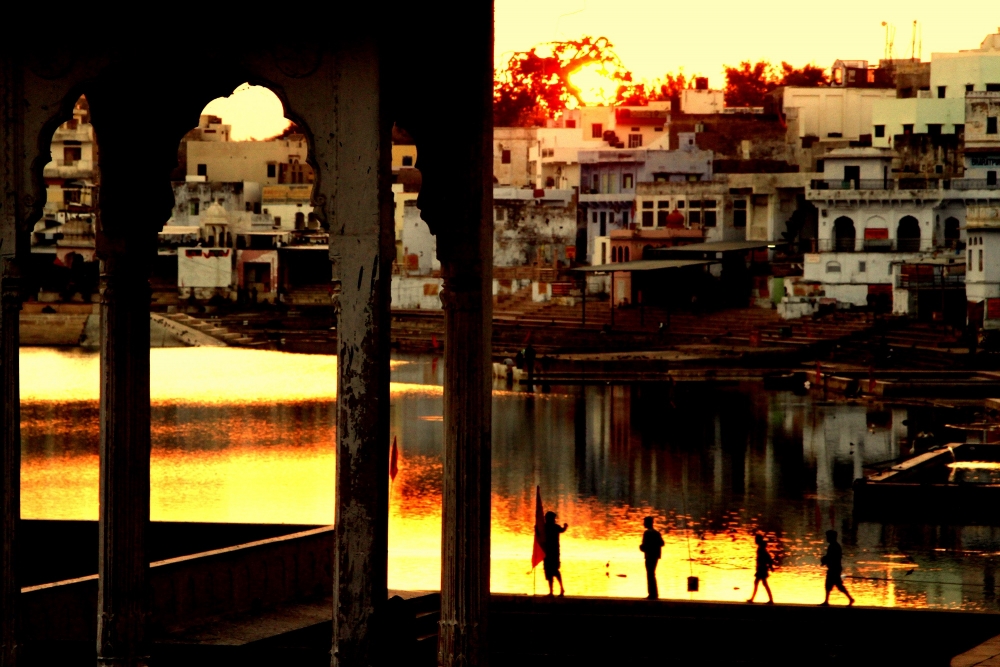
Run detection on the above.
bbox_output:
[543,511,568,596]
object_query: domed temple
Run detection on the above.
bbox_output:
[1,8,493,667]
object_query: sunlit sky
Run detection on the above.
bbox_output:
[206,2,1000,139]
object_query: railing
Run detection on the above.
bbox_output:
[810,179,942,191]
[950,179,1000,191]
[816,238,923,253]
[898,274,965,289]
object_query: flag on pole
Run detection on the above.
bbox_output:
[389,436,399,481]
[531,485,546,569]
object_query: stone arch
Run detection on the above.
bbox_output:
[833,216,856,252]
[897,215,921,252]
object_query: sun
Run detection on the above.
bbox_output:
[567,62,619,107]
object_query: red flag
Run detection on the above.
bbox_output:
[531,486,546,569]
[389,436,398,481]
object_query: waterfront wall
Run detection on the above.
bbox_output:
[21,523,333,641]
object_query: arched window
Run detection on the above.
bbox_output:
[826,261,842,273]
[624,247,630,262]
[897,216,921,252]
[944,217,961,248]
[833,217,856,252]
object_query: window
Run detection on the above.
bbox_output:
[969,249,973,269]
[599,212,606,236]
[189,200,200,216]
[927,124,942,136]
[592,123,603,139]
[657,210,668,227]
[66,118,78,130]
[197,163,207,177]
[592,211,598,223]
[826,261,841,273]
[642,211,654,227]
[858,261,866,272]
[703,211,717,227]
[592,174,600,192]
[274,216,282,227]
[988,117,998,135]
[816,159,825,172]
[967,84,975,93]
[63,146,81,164]
[902,124,913,134]
[654,126,664,132]
[980,249,984,272]
[624,248,630,262]
[63,189,80,204]
[623,173,634,189]
[267,163,276,178]
[628,134,642,148]
[937,86,947,98]
[622,211,629,226]
[642,201,653,209]
[500,150,510,165]
[676,201,685,209]
[955,124,965,134]
[988,84,1000,92]
[989,171,998,186]
[495,207,505,221]
[403,155,415,166]
[657,200,670,209]
[253,202,261,214]
[733,199,747,228]
[874,125,885,138]
[565,120,576,128]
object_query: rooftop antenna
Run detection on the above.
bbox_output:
[918,22,923,61]
[911,20,917,61]
[882,22,895,63]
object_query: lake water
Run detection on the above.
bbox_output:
[18,347,1000,611]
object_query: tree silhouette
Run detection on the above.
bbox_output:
[494,36,630,127]
[616,72,699,106]
[724,61,828,107]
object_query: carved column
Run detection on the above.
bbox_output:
[409,7,494,665]
[88,85,174,667]
[0,57,23,667]
[0,259,20,667]
[329,36,393,667]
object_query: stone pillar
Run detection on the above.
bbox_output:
[0,58,23,667]
[95,243,152,667]
[409,7,494,664]
[88,86,174,667]
[0,257,20,667]
[329,36,393,667]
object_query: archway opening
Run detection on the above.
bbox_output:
[833,216,856,252]
[897,216,921,252]
[944,217,961,249]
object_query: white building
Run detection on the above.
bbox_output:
[872,30,1000,149]
[794,148,967,313]
[966,206,1000,329]
[783,87,896,144]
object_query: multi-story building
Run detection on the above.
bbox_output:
[792,148,967,316]
[872,30,1000,150]
[577,133,713,264]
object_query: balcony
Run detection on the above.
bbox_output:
[949,179,1000,191]
[809,178,942,191]
[816,238,924,253]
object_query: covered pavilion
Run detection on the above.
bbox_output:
[1,9,492,667]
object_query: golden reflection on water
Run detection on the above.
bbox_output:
[15,348,978,608]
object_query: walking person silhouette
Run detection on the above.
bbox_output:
[640,516,665,599]
[544,511,568,596]
[820,530,855,606]
[746,534,774,604]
